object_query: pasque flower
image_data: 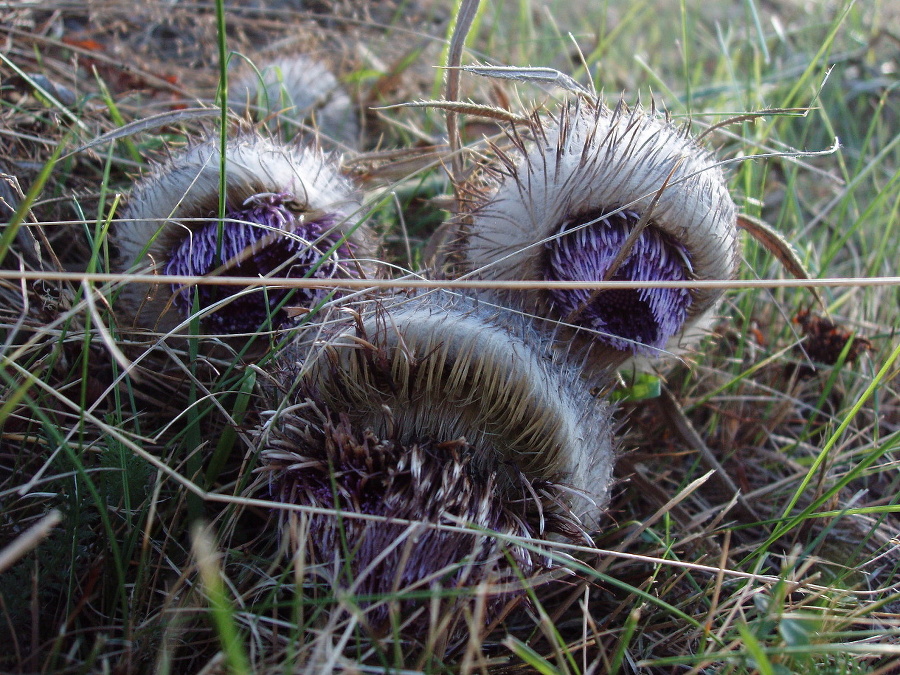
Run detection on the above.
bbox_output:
[228,54,359,147]
[440,99,739,372]
[258,291,616,634]
[115,131,373,335]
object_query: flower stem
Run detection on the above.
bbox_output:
[214,0,229,269]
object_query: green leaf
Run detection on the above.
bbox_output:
[779,616,817,648]
[503,636,563,675]
[611,373,661,402]
[738,623,776,675]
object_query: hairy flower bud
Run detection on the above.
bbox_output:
[228,54,359,147]
[440,99,739,373]
[115,131,373,336]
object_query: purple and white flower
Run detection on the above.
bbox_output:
[116,131,373,336]
[441,99,739,372]
[258,291,617,633]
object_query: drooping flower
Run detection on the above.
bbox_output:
[257,291,616,636]
[228,54,359,147]
[438,99,739,372]
[115,131,373,336]
[297,292,616,524]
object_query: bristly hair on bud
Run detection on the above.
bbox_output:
[114,130,375,337]
[228,54,359,148]
[255,291,617,639]
[260,414,548,642]
[296,291,616,528]
[435,98,739,375]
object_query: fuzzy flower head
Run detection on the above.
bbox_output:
[445,99,739,371]
[262,416,547,639]
[298,291,616,527]
[259,291,616,636]
[228,55,359,147]
[116,132,372,335]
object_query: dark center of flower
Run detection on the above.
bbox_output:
[544,209,693,354]
[164,192,356,333]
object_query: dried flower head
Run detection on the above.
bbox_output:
[257,291,616,635]
[115,131,373,335]
[441,99,739,372]
[228,55,359,147]
[793,309,873,366]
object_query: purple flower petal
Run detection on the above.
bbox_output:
[545,209,693,354]
[164,192,356,333]
[267,416,542,634]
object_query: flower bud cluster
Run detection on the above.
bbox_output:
[112,55,738,636]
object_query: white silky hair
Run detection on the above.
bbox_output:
[228,55,359,148]
[450,98,740,370]
[465,100,738,300]
[297,291,617,530]
[114,132,365,333]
